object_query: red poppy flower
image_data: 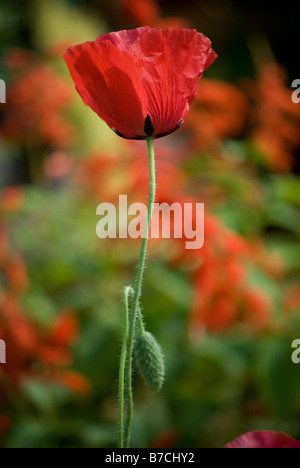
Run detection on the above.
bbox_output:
[63,27,217,139]
[226,431,300,449]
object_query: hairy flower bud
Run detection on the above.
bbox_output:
[135,332,165,392]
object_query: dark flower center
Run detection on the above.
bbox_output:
[144,114,154,137]
[112,118,184,140]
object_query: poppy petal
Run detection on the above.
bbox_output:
[97,26,151,52]
[63,40,147,138]
[226,431,300,448]
[64,28,217,139]
[131,28,217,137]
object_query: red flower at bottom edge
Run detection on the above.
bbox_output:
[63,27,217,140]
[225,431,300,448]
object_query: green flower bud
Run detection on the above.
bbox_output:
[135,332,165,392]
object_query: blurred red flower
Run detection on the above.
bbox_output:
[0,293,83,385]
[6,254,29,294]
[119,0,190,29]
[1,243,90,401]
[50,370,92,394]
[63,27,216,139]
[226,431,300,448]
[246,64,300,172]
[167,211,275,333]
[186,79,250,149]
[1,58,75,149]
[0,225,90,393]
[0,187,24,214]
[190,232,273,333]
[0,226,9,268]
[119,0,160,26]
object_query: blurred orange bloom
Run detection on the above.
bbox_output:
[50,370,92,394]
[1,54,75,148]
[184,216,274,333]
[0,218,29,295]
[243,289,272,329]
[0,187,24,214]
[119,0,160,26]
[119,0,190,28]
[47,311,79,347]
[0,226,9,268]
[6,255,29,294]
[247,63,300,172]
[0,292,89,392]
[186,79,250,150]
